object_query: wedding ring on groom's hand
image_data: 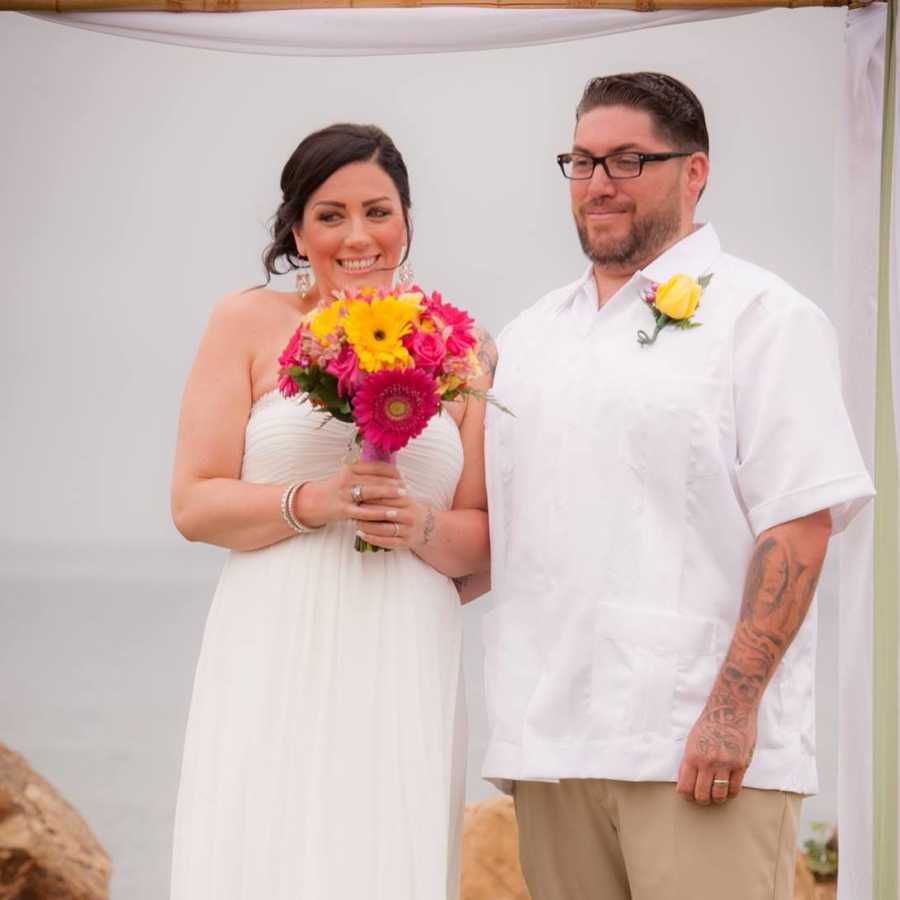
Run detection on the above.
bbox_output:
[392,522,400,538]
[712,779,730,788]
[351,484,364,504]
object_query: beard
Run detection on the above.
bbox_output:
[575,199,682,269]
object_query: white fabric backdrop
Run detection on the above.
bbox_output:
[889,0,900,883]
[9,6,889,897]
[29,7,753,56]
[834,7,886,900]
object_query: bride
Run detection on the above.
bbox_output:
[169,123,494,900]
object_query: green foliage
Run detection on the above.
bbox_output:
[286,365,354,424]
[803,821,838,881]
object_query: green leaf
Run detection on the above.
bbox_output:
[698,272,714,290]
[312,372,341,407]
[460,387,515,416]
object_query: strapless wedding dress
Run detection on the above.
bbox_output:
[170,389,467,900]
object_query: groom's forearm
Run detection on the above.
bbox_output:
[696,510,831,755]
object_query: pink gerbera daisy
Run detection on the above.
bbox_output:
[278,372,300,398]
[352,367,441,453]
[278,326,304,368]
[425,292,478,356]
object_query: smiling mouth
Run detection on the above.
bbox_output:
[338,255,380,272]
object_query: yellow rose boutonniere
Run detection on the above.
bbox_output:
[637,272,713,347]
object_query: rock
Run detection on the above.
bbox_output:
[814,883,838,900]
[461,796,529,900]
[0,744,111,900]
[795,849,818,900]
[462,795,828,900]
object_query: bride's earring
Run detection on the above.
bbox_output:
[296,267,313,297]
[397,259,414,287]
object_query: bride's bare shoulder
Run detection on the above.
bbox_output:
[206,286,299,337]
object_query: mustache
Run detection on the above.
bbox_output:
[579,202,632,215]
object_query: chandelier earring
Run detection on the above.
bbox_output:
[295,265,314,297]
[397,258,415,288]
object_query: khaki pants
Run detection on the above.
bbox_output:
[514,779,801,900]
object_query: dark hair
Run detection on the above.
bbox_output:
[262,123,412,279]
[576,72,709,156]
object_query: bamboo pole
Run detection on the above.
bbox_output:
[874,0,899,896]
[1,0,864,12]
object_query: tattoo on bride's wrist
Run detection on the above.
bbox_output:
[423,509,435,545]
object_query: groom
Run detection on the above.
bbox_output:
[482,72,874,900]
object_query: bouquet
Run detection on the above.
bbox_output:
[277,286,500,552]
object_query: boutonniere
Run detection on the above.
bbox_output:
[637,272,713,347]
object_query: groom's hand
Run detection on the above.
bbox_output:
[676,701,757,806]
[676,511,829,808]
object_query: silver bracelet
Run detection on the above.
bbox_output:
[280,481,323,535]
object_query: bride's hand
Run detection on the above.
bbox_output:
[294,462,407,528]
[353,494,432,552]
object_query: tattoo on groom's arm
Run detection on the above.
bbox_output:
[695,513,829,758]
[475,327,498,381]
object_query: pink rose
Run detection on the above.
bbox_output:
[325,344,361,398]
[404,329,447,372]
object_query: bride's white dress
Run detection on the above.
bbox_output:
[170,389,467,900]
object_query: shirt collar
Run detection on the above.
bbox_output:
[638,223,721,286]
[555,265,597,315]
[555,223,721,316]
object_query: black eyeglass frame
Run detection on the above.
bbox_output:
[556,151,693,180]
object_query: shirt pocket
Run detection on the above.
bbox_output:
[671,645,726,740]
[619,373,722,478]
[671,632,809,753]
[589,604,722,741]
[617,374,724,607]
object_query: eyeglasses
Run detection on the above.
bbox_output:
[557,151,692,181]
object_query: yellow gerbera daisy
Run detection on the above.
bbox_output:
[396,291,425,318]
[309,299,346,344]
[343,297,417,372]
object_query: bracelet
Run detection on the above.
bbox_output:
[280,481,324,535]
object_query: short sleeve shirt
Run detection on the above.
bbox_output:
[482,224,874,795]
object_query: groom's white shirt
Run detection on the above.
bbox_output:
[482,224,874,795]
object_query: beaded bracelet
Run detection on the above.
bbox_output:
[280,481,323,535]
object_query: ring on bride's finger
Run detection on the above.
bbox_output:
[392,522,400,538]
[712,779,730,788]
[350,484,364,504]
